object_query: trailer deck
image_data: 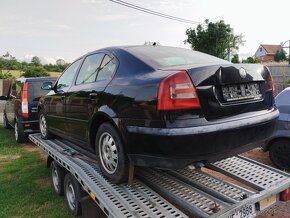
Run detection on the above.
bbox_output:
[29,133,290,218]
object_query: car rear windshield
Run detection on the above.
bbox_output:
[127,46,229,68]
[28,80,55,102]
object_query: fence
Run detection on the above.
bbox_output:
[0,79,12,96]
[267,64,290,94]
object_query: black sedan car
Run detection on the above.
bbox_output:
[38,45,278,183]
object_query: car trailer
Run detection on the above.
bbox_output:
[29,133,290,218]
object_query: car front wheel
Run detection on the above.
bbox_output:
[269,139,290,170]
[95,123,128,184]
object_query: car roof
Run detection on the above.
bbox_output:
[16,77,57,83]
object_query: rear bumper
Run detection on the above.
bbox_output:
[125,108,279,168]
[19,120,40,134]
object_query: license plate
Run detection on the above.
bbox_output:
[227,204,256,218]
[222,83,261,102]
[259,194,277,211]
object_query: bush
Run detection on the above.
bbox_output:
[21,66,50,77]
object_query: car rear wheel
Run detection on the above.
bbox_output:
[15,121,27,143]
[39,110,53,139]
[95,123,128,184]
[3,112,12,129]
[269,139,290,170]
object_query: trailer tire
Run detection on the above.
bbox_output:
[269,139,290,170]
[95,123,129,184]
[64,173,83,217]
[50,161,65,196]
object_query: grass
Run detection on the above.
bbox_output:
[2,70,61,78]
[0,127,70,218]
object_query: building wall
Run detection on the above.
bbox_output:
[255,46,267,59]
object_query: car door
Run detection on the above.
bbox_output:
[46,58,83,135]
[65,53,118,146]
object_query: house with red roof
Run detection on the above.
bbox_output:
[254,44,285,62]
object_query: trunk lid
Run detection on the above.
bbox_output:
[169,64,274,120]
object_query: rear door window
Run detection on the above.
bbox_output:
[76,53,104,85]
[97,55,117,81]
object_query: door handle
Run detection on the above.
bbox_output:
[89,92,98,98]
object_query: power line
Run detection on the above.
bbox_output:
[108,0,203,25]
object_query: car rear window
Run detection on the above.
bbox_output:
[127,46,228,68]
[28,80,55,102]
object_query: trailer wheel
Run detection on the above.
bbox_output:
[50,161,65,195]
[39,110,53,139]
[64,173,83,217]
[95,123,129,184]
[269,139,290,170]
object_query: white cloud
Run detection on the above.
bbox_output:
[89,14,132,22]
[22,54,66,64]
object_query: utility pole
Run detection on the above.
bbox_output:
[281,40,290,65]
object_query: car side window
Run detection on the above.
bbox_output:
[97,55,117,81]
[76,53,104,85]
[57,59,82,90]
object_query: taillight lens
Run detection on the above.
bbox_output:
[266,73,275,96]
[280,188,290,202]
[158,71,200,111]
[21,82,29,118]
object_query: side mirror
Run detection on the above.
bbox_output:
[0,96,8,100]
[41,81,53,90]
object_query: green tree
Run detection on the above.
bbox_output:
[231,54,240,63]
[184,19,244,59]
[31,56,41,66]
[274,50,287,62]
[242,57,259,63]
[21,66,49,77]
[0,70,15,79]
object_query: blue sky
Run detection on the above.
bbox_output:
[1,0,290,64]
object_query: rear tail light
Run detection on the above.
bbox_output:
[21,82,29,118]
[280,188,290,202]
[266,73,275,97]
[157,71,200,111]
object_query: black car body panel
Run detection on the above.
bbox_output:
[39,46,278,168]
[263,87,290,151]
[3,77,57,134]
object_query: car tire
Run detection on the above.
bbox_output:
[64,173,84,217]
[39,109,53,139]
[50,161,66,196]
[95,123,129,184]
[3,112,12,129]
[15,121,27,143]
[269,139,290,170]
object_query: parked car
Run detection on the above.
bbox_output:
[263,87,290,170]
[1,77,57,143]
[38,45,278,183]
